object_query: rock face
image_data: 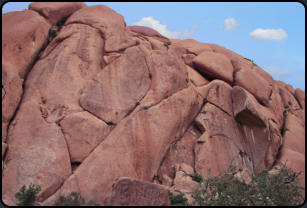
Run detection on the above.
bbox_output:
[105,177,171,206]
[2,3,305,206]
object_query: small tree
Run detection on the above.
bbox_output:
[14,183,41,206]
[168,190,189,206]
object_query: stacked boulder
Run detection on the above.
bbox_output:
[2,3,305,206]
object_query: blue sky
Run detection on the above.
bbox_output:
[2,2,305,90]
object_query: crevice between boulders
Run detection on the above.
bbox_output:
[156,96,206,184]
[55,121,74,174]
[207,101,232,117]
[39,33,74,61]
[2,86,6,101]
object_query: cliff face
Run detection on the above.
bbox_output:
[2,3,305,206]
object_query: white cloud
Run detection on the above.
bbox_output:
[263,66,291,79]
[223,18,238,31]
[250,28,287,40]
[132,16,194,39]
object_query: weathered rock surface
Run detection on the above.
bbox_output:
[232,86,282,174]
[2,2,305,206]
[127,25,170,44]
[29,2,86,25]
[105,177,171,206]
[193,51,234,83]
[2,10,50,142]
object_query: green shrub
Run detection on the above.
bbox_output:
[189,172,203,183]
[168,190,189,206]
[142,106,149,110]
[56,16,69,30]
[54,192,99,206]
[14,183,41,206]
[48,28,57,37]
[190,163,304,206]
[164,43,169,50]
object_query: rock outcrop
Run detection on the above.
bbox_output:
[2,3,305,206]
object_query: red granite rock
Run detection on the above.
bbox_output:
[232,86,282,174]
[2,10,50,142]
[1,3,304,206]
[193,51,234,83]
[127,25,170,44]
[105,177,170,206]
[295,88,305,109]
[171,39,212,55]
[29,2,86,25]
[66,5,137,52]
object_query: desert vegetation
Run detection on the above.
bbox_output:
[168,163,304,206]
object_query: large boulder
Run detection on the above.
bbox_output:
[158,125,201,186]
[2,10,50,142]
[193,51,234,83]
[2,3,304,206]
[79,46,151,124]
[234,66,272,106]
[29,2,86,25]
[127,25,170,44]
[295,88,305,110]
[171,39,212,55]
[105,177,171,206]
[66,5,137,52]
[232,86,282,174]
[194,103,252,178]
[59,111,112,163]
[58,86,202,205]
[2,100,71,204]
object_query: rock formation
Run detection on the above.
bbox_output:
[2,3,305,206]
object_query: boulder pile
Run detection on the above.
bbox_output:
[2,3,305,206]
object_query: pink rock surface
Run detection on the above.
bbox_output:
[232,86,282,174]
[283,114,305,155]
[277,148,305,196]
[2,3,304,206]
[186,65,209,87]
[66,5,137,52]
[41,174,81,206]
[193,51,234,83]
[127,25,170,45]
[80,46,151,123]
[59,111,112,162]
[105,177,170,206]
[29,2,86,25]
[158,126,201,186]
[2,143,7,157]
[234,67,272,105]
[65,87,202,204]
[171,39,213,55]
[295,88,305,109]
[2,100,71,204]
[194,103,252,178]
[2,10,50,142]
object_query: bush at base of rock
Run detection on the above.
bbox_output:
[169,164,304,206]
[53,192,99,206]
[168,190,189,206]
[14,183,41,206]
